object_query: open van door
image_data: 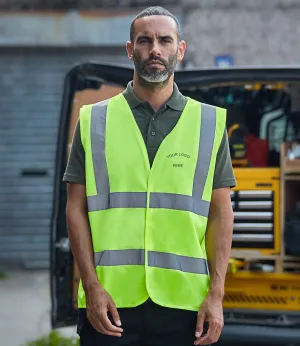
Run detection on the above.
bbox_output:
[50,64,134,328]
[51,62,300,345]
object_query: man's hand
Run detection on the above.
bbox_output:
[194,294,224,345]
[86,284,123,337]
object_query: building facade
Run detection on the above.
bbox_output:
[183,0,300,67]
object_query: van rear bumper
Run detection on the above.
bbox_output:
[220,324,300,345]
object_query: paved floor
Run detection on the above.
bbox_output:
[0,270,78,346]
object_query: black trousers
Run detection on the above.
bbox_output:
[78,299,208,346]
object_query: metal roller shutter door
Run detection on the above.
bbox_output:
[0,47,130,269]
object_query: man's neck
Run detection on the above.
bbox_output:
[132,72,174,112]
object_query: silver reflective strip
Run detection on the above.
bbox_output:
[148,251,209,275]
[193,104,216,199]
[94,249,209,275]
[94,249,145,266]
[150,193,210,217]
[110,192,147,208]
[91,100,109,195]
[88,192,147,211]
[88,194,109,212]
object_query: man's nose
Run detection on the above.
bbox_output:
[149,42,161,57]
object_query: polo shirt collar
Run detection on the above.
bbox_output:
[123,81,186,111]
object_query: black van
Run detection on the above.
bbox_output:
[51,63,300,345]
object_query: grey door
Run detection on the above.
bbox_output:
[0,47,131,269]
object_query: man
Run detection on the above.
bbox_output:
[63,6,236,346]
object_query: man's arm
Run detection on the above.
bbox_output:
[207,128,235,297]
[64,119,97,288]
[66,182,123,336]
[194,128,235,345]
[195,188,234,346]
[64,117,123,337]
[206,187,234,299]
[66,183,98,290]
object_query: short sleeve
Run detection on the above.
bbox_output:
[62,120,85,184]
[213,128,236,189]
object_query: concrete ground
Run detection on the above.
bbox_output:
[0,270,78,346]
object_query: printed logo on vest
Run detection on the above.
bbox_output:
[167,153,190,168]
[167,153,190,159]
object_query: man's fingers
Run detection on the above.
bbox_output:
[108,301,122,327]
[199,321,217,345]
[195,312,206,339]
[214,318,224,341]
[101,311,123,334]
[88,314,106,335]
[92,317,122,337]
[195,318,223,345]
[88,310,123,337]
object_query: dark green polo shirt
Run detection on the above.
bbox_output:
[63,82,236,189]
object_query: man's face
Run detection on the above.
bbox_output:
[127,16,186,83]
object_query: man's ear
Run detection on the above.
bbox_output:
[177,40,187,62]
[126,41,134,61]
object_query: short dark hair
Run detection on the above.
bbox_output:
[130,6,181,42]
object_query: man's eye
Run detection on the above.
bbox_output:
[162,38,172,43]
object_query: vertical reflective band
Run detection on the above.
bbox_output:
[87,101,110,212]
[193,104,217,199]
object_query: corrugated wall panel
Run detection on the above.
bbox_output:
[0,47,131,268]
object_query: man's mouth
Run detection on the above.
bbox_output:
[147,60,164,66]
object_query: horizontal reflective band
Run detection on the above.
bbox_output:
[88,195,108,212]
[88,191,210,216]
[148,251,209,275]
[150,193,210,217]
[94,249,209,275]
[88,192,147,211]
[94,249,145,266]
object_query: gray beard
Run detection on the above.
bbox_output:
[139,69,170,83]
[133,52,178,85]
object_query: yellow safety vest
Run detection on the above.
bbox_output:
[77,93,226,311]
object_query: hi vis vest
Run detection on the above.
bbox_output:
[77,93,226,311]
